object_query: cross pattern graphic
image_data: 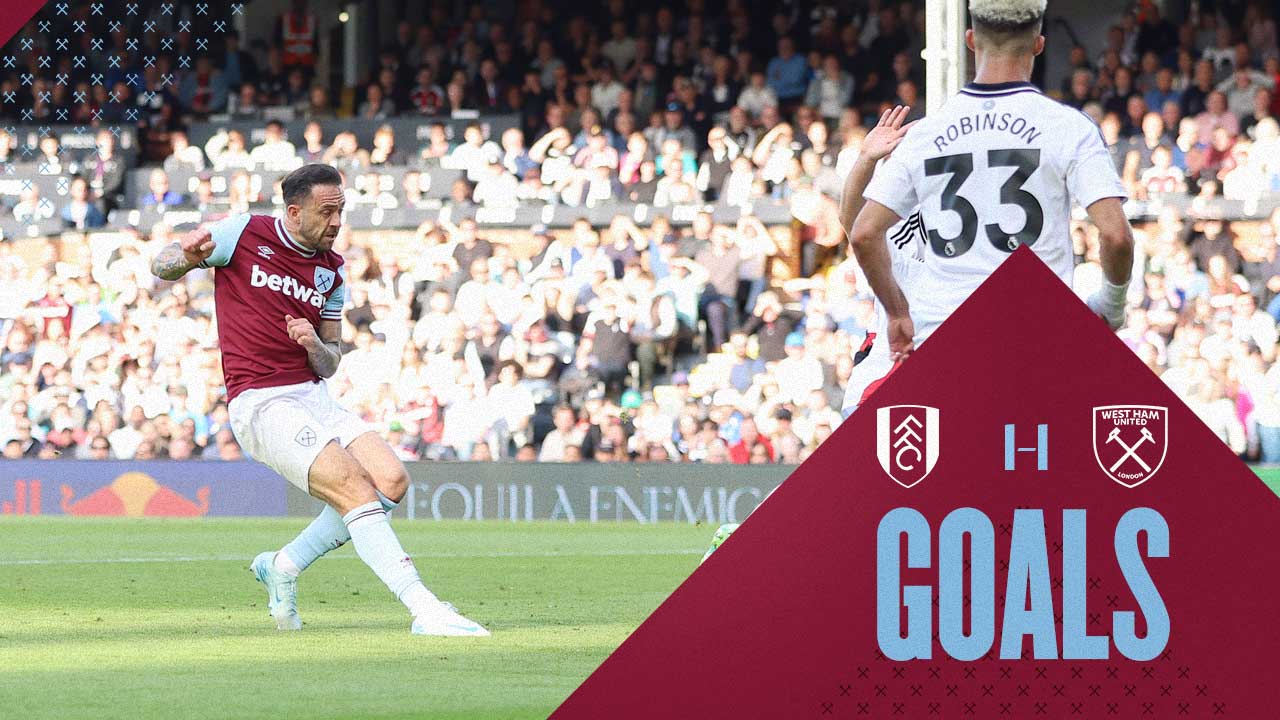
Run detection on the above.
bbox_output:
[0,0,234,226]
[814,578,1219,718]
[817,652,1216,718]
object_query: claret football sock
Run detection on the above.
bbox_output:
[278,492,399,576]
[342,501,439,617]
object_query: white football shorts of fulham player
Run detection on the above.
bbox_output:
[849,0,1136,361]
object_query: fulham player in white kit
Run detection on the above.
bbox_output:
[851,0,1135,360]
[700,108,918,561]
[150,164,488,636]
[836,106,925,417]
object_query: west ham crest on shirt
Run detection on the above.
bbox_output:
[1092,405,1168,488]
[876,404,939,488]
[313,267,336,294]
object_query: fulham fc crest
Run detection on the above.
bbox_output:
[876,405,940,488]
[313,267,336,294]
[1093,405,1168,488]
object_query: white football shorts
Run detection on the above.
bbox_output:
[228,379,372,491]
[841,346,897,419]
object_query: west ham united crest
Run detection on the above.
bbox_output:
[1093,405,1168,488]
[876,405,939,488]
[313,267,336,294]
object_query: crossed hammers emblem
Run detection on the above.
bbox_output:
[1106,426,1155,473]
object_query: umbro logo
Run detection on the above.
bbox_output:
[257,245,274,259]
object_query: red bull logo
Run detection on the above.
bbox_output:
[2,479,42,514]
[60,472,210,517]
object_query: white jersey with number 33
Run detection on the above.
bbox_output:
[863,81,1126,344]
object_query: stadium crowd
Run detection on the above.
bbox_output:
[3,1,1280,464]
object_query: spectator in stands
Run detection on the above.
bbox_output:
[80,131,125,210]
[248,121,300,171]
[226,83,263,121]
[538,405,584,462]
[323,131,366,174]
[805,54,854,122]
[767,37,809,108]
[35,136,63,175]
[298,122,326,163]
[12,183,53,223]
[1242,88,1277,137]
[473,159,520,208]
[1138,145,1187,199]
[301,84,335,120]
[60,176,107,230]
[1197,90,1241,143]
[1145,67,1182,112]
[140,169,185,210]
[694,227,742,350]
[465,58,504,113]
[205,130,254,172]
[740,290,802,363]
[416,123,451,165]
[1219,66,1277,120]
[496,128,535,180]
[654,160,698,206]
[179,56,229,118]
[0,128,12,163]
[358,84,395,120]
[164,132,206,175]
[220,31,258,90]
[729,416,772,464]
[1124,112,1171,188]
[410,67,446,116]
[3,0,1277,468]
[738,71,778,119]
[368,125,406,166]
[450,124,501,181]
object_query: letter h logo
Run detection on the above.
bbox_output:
[1004,423,1048,471]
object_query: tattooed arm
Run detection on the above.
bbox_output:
[286,316,342,378]
[150,227,214,281]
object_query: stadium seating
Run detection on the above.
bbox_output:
[1,0,1279,465]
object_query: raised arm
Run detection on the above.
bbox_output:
[151,215,249,281]
[847,107,916,359]
[150,226,214,281]
[436,204,460,238]
[529,127,569,164]
[839,106,913,243]
[751,123,790,167]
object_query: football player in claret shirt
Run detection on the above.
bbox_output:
[151,164,488,636]
[851,0,1136,362]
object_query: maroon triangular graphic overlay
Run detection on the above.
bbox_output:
[552,247,1280,718]
[0,1,47,52]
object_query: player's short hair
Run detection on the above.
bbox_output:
[281,164,343,206]
[969,0,1045,53]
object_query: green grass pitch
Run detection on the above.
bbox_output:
[4,469,1279,719]
[0,518,712,720]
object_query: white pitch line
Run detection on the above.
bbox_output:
[0,548,704,567]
